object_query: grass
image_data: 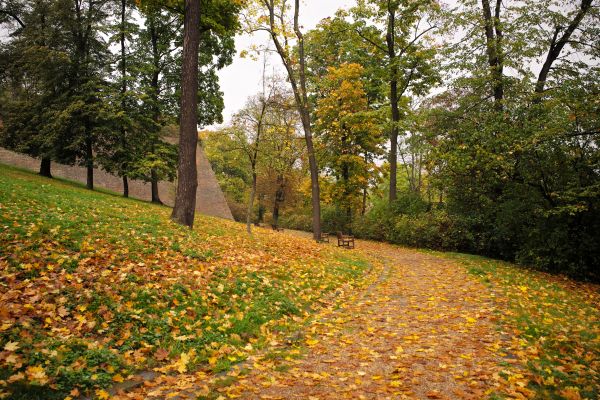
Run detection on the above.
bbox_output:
[0,164,372,399]
[435,251,600,400]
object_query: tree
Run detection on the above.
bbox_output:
[261,91,305,227]
[314,63,384,226]
[232,90,273,234]
[0,0,113,187]
[351,0,440,202]
[247,0,322,240]
[98,0,140,197]
[427,0,600,276]
[137,0,239,226]
[170,0,201,228]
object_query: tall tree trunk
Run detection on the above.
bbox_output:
[171,0,200,228]
[149,16,163,205]
[301,114,322,240]
[39,158,52,178]
[273,174,285,227]
[246,171,257,234]
[85,135,93,190]
[122,176,129,198]
[294,0,321,240]
[122,175,129,197]
[120,0,129,197]
[151,168,162,204]
[273,174,285,226]
[361,187,367,216]
[481,0,504,109]
[386,6,399,202]
[342,153,351,227]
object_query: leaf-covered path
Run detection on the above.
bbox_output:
[122,240,522,400]
[220,241,508,399]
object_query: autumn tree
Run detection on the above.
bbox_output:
[315,63,384,226]
[261,91,305,228]
[232,91,273,234]
[246,0,322,240]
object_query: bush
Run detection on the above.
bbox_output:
[278,212,312,231]
[353,195,473,251]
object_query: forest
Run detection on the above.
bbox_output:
[1,0,599,280]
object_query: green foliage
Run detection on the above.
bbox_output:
[0,0,239,193]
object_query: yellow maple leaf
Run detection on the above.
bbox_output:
[95,389,110,400]
[112,374,124,383]
[174,349,195,373]
[4,341,19,352]
[25,365,48,385]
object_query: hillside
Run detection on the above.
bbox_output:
[0,164,372,399]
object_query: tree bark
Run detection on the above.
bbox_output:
[246,172,257,234]
[120,0,129,198]
[85,134,93,190]
[151,168,162,204]
[39,158,52,178]
[171,0,200,228]
[273,174,285,227]
[481,0,504,109]
[294,0,321,240]
[362,187,367,216]
[149,16,163,205]
[534,0,592,96]
[386,6,399,202]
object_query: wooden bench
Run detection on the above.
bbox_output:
[336,231,354,249]
[318,232,329,243]
[271,224,284,232]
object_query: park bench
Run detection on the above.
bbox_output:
[336,231,354,249]
[318,232,329,243]
[271,224,284,232]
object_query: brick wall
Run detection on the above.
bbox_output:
[0,147,234,220]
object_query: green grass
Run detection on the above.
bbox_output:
[0,164,372,399]
[435,251,600,400]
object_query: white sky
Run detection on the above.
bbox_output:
[209,0,353,129]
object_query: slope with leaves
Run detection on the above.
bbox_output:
[0,164,372,399]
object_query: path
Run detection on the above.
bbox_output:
[118,240,514,399]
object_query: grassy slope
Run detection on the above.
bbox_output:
[0,164,371,399]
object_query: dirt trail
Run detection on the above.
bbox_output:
[221,241,507,399]
[118,240,510,400]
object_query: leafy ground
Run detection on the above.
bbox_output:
[0,164,598,400]
[441,252,600,399]
[0,164,371,399]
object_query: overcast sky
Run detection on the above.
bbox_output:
[209,0,354,129]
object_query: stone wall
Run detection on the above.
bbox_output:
[0,147,234,220]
